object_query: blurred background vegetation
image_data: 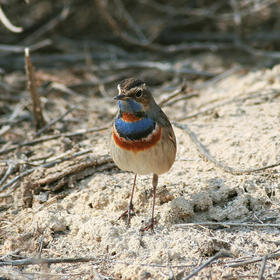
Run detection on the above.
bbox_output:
[1,0,280,74]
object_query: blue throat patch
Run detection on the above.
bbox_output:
[115,117,156,140]
[118,100,142,113]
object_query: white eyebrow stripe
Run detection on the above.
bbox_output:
[117,84,121,94]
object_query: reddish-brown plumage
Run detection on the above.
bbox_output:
[121,113,141,122]
[113,126,162,152]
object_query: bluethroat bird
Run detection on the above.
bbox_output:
[110,78,176,232]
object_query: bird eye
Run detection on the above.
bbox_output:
[135,91,142,98]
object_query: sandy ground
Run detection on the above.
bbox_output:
[1,62,280,279]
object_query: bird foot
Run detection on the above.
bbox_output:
[118,203,135,226]
[141,218,157,233]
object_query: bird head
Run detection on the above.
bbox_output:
[114,78,154,113]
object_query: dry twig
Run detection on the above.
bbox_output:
[22,4,70,44]
[258,255,267,280]
[0,39,52,53]
[0,124,110,156]
[164,94,199,107]
[35,106,76,136]
[175,222,280,229]
[173,122,280,175]
[0,4,23,33]
[27,154,114,188]
[238,40,280,59]
[159,83,188,107]
[69,72,130,89]
[0,267,28,280]
[0,80,18,94]
[25,48,46,131]
[90,60,215,77]
[50,82,82,97]
[0,149,96,192]
[196,65,242,89]
[0,103,24,137]
[95,0,236,54]
[0,256,99,266]
[21,271,83,278]
[0,182,20,198]
[0,255,195,271]
[96,0,148,47]
[114,0,148,43]
[177,89,280,121]
[226,252,280,268]
[0,161,18,186]
[184,251,232,280]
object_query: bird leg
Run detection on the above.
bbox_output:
[118,173,137,227]
[141,173,158,233]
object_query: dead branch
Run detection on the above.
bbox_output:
[174,122,280,175]
[0,149,96,192]
[184,251,232,280]
[95,0,280,57]
[0,42,270,71]
[0,4,23,33]
[258,255,267,280]
[0,149,109,192]
[140,0,277,21]
[21,5,70,45]
[0,168,32,193]
[164,94,199,107]
[218,0,278,21]
[95,0,235,54]
[0,110,27,125]
[177,88,280,121]
[0,103,24,137]
[95,0,148,47]
[17,271,83,278]
[160,31,280,45]
[159,83,188,107]
[27,151,55,163]
[0,256,100,266]
[175,222,280,229]
[113,0,148,43]
[1,151,114,207]
[0,80,18,94]
[0,52,124,70]
[153,42,235,53]
[196,65,242,89]
[0,267,28,280]
[139,0,220,17]
[25,48,46,131]
[35,106,76,136]
[226,252,280,268]
[158,82,199,107]
[49,82,83,97]
[69,72,130,89]
[0,182,20,198]
[22,154,115,207]
[0,161,18,186]
[28,154,114,188]
[0,124,110,156]
[90,60,215,77]
[237,41,280,59]
[0,39,52,53]
[0,255,194,270]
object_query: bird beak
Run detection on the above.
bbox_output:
[114,94,126,100]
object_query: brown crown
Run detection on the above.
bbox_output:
[119,78,145,91]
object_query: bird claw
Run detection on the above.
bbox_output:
[118,203,135,226]
[141,218,157,233]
